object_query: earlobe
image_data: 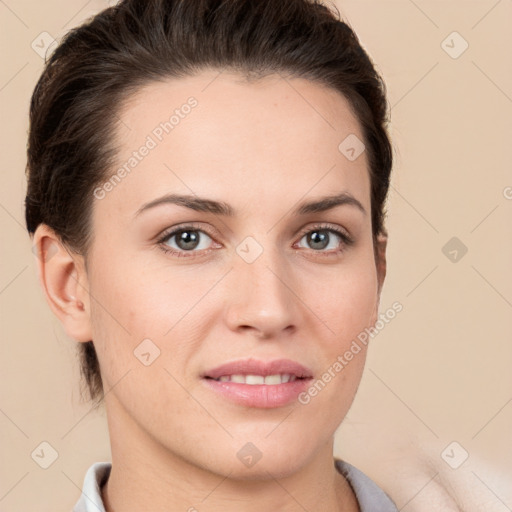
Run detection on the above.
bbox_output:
[32,224,93,343]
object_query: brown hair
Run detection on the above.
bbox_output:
[25,0,393,404]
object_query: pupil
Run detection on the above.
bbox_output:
[308,230,329,250]
[177,230,199,250]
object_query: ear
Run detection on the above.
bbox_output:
[369,232,387,326]
[31,224,93,342]
[375,232,387,301]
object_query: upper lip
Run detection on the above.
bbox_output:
[203,358,313,380]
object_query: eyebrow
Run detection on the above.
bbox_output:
[134,191,367,218]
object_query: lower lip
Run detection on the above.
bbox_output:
[202,378,311,408]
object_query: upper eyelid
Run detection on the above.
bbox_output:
[156,222,217,243]
[297,222,350,237]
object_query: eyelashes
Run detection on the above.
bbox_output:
[156,222,354,260]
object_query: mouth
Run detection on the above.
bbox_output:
[201,358,313,408]
[205,373,305,385]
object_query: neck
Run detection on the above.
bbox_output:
[102,400,359,512]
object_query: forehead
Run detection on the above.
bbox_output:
[102,71,370,216]
[118,71,363,145]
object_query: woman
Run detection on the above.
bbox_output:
[25,0,396,510]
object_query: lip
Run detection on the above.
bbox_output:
[201,358,313,409]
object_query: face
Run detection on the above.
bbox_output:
[84,71,385,479]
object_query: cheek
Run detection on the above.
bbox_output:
[89,248,189,330]
[309,259,379,345]
[86,251,209,380]
[298,268,375,419]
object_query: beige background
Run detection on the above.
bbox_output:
[1,1,511,511]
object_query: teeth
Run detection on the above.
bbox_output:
[215,373,298,385]
[246,375,265,385]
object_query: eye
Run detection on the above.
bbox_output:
[295,224,353,255]
[157,224,218,258]
[156,222,353,259]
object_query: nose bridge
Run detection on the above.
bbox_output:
[226,235,298,335]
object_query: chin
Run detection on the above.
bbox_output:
[192,428,323,481]
[213,453,313,482]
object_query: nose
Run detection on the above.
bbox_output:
[224,243,300,339]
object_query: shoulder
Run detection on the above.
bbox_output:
[335,459,398,512]
[72,462,111,512]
